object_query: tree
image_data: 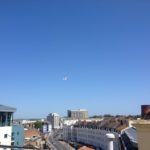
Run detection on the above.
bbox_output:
[90,115,103,118]
[103,114,114,118]
[34,121,42,129]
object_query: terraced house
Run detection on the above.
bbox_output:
[63,118,138,150]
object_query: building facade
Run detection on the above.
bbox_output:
[12,124,24,147]
[0,105,24,149]
[0,105,16,147]
[63,125,120,150]
[63,118,138,150]
[47,113,60,129]
[67,109,88,119]
[41,123,52,133]
[0,126,12,146]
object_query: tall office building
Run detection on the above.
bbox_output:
[47,113,60,129]
[67,109,88,119]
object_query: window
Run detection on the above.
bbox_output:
[17,132,19,135]
[11,132,14,136]
[7,113,12,126]
[4,134,7,138]
[0,112,6,126]
[17,141,19,145]
[11,136,14,141]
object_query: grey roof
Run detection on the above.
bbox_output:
[124,127,137,143]
[0,105,16,112]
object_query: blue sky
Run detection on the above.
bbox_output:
[0,1,150,118]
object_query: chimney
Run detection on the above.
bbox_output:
[106,133,115,150]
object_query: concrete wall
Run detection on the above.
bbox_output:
[0,126,12,146]
[133,121,150,150]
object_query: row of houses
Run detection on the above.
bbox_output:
[63,118,138,150]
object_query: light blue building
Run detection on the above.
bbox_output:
[12,124,24,147]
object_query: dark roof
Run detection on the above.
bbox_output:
[124,127,137,143]
[0,105,16,112]
[74,118,128,132]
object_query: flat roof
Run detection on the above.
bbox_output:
[68,109,88,112]
[133,120,150,124]
[0,105,16,112]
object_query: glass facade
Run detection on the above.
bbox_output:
[0,112,13,126]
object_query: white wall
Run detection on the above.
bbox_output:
[63,126,120,150]
[0,126,12,146]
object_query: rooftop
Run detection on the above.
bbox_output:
[0,105,16,112]
[78,146,95,150]
[124,127,137,143]
[74,117,128,132]
[48,113,60,116]
[132,120,150,124]
[132,120,150,129]
[69,109,88,112]
[25,129,40,139]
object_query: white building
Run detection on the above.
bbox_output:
[63,118,134,150]
[0,105,16,148]
[63,125,120,150]
[47,113,60,129]
[41,123,52,133]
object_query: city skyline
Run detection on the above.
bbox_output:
[0,1,150,118]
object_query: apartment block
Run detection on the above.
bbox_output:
[47,113,60,129]
[67,109,88,119]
